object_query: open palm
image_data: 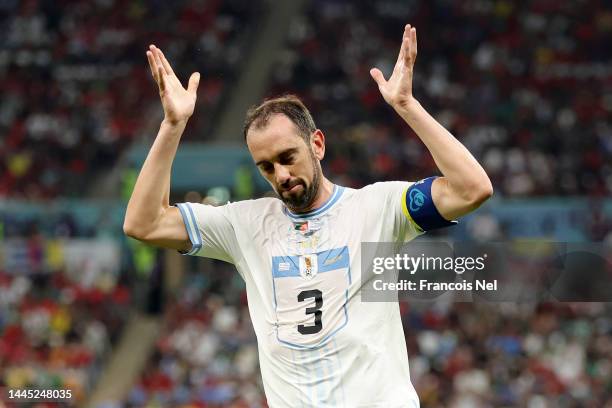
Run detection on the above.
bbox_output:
[146,45,200,124]
[370,24,418,110]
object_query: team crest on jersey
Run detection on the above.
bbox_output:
[292,219,322,237]
[294,221,309,232]
[299,254,318,280]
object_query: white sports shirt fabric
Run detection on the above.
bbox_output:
[176,181,424,407]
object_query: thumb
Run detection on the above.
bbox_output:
[187,72,200,94]
[369,68,386,86]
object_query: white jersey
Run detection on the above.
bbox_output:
[177,181,424,407]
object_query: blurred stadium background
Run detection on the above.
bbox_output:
[1,0,611,407]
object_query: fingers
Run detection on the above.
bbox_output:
[402,25,411,63]
[146,44,168,74]
[187,72,200,95]
[369,68,386,86]
[401,24,417,64]
[158,49,175,76]
[152,46,165,75]
[157,65,166,92]
[146,44,173,92]
[411,26,417,57]
[146,49,158,82]
[146,44,196,95]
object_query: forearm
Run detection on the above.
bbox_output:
[395,98,492,200]
[124,119,187,235]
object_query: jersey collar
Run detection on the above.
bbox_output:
[284,184,345,220]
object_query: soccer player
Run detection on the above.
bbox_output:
[124,25,492,407]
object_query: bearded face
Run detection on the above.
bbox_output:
[276,147,322,212]
[246,114,325,214]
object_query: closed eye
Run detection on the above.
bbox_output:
[255,147,300,173]
[259,162,273,173]
[279,153,295,165]
[278,148,299,165]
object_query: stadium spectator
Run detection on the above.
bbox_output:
[268,0,612,197]
[123,261,265,408]
[0,0,263,199]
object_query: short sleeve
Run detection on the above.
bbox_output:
[366,181,425,243]
[175,202,240,263]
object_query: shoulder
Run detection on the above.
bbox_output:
[220,196,284,219]
[183,196,283,221]
[337,182,413,216]
[226,196,281,210]
[355,181,415,196]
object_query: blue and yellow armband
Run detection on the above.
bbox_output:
[402,176,457,232]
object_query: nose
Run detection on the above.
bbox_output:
[274,163,291,186]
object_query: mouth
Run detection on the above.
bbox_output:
[289,184,303,193]
[282,183,303,195]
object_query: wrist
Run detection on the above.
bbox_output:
[161,117,189,128]
[391,96,420,115]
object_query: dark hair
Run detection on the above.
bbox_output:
[243,94,317,141]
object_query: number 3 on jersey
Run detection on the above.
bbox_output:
[271,247,351,349]
[297,289,322,334]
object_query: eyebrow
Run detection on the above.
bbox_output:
[255,147,299,167]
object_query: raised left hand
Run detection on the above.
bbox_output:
[370,24,418,111]
[146,45,200,125]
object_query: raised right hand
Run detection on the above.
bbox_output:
[146,44,200,125]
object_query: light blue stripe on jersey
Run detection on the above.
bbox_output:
[290,326,343,406]
[285,185,345,220]
[298,346,336,407]
[332,338,347,407]
[321,342,336,406]
[318,247,349,273]
[315,347,325,405]
[300,349,316,406]
[290,347,306,408]
[272,247,349,278]
[176,203,202,255]
[271,255,300,278]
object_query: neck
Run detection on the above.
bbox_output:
[294,177,334,214]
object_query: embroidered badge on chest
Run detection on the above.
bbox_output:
[293,219,322,237]
[294,221,308,232]
[288,218,325,255]
[299,254,318,280]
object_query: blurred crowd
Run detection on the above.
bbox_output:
[269,0,612,196]
[2,0,610,200]
[0,0,262,199]
[118,260,264,408]
[0,211,137,407]
[1,1,611,407]
[406,302,612,407]
[0,261,130,406]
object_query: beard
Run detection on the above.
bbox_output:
[278,150,321,213]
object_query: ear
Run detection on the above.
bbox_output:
[310,129,326,160]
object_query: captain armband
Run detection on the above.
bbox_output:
[402,176,457,232]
